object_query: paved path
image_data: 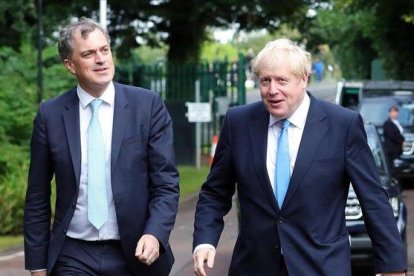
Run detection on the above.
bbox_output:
[0,194,238,276]
[170,195,238,276]
[1,190,414,275]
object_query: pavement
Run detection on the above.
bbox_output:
[169,195,238,276]
[2,189,414,276]
[0,194,239,276]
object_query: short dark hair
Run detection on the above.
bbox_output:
[389,105,399,112]
[58,17,110,62]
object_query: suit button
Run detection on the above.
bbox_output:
[72,201,76,207]
[63,229,67,233]
[279,218,283,224]
[275,245,279,250]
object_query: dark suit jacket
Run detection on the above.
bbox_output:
[193,93,406,275]
[24,82,179,275]
[383,118,405,160]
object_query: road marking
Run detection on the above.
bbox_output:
[0,251,24,262]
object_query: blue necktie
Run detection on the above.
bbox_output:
[87,99,108,229]
[275,119,290,208]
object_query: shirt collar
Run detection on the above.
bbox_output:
[268,92,310,129]
[77,81,115,109]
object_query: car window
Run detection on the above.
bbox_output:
[399,103,414,126]
[360,100,414,126]
[365,126,386,174]
[360,101,391,125]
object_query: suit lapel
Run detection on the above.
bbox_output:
[248,104,281,213]
[282,94,328,208]
[111,83,129,171]
[63,89,81,187]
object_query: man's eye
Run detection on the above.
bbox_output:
[261,79,270,86]
[278,79,288,85]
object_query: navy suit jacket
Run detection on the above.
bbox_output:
[383,118,405,158]
[24,82,179,275]
[193,93,406,275]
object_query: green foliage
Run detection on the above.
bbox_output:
[303,5,375,80]
[0,0,36,49]
[0,44,37,146]
[0,144,28,235]
[0,43,37,235]
[42,45,77,99]
[130,45,168,65]
[301,0,414,80]
[200,41,239,63]
[237,24,302,55]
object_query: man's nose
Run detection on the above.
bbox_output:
[269,80,279,96]
[95,51,105,63]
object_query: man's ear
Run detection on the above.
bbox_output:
[64,59,76,75]
[302,73,309,87]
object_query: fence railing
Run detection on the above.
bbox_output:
[115,55,247,157]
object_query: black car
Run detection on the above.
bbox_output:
[359,94,414,180]
[336,80,414,180]
[346,123,407,271]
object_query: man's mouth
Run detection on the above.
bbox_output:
[94,67,107,72]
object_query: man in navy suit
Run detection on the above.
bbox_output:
[24,18,179,275]
[383,105,405,168]
[192,39,406,276]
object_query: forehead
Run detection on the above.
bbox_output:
[258,56,293,76]
[259,65,294,79]
[72,28,108,50]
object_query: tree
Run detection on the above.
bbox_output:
[1,1,328,64]
[354,0,414,79]
[0,0,37,49]
[108,0,317,63]
[300,0,414,80]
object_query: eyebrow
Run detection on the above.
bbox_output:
[80,45,109,55]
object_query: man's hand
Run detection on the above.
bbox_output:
[193,247,216,276]
[135,234,160,266]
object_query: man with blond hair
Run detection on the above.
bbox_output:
[192,38,406,276]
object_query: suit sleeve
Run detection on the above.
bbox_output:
[24,104,53,270]
[346,114,406,273]
[193,110,237,249]
[144,94,180,250]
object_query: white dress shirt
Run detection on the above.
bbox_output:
[392,119,404,135]
[267,93,310,193]
[67,82,120,240]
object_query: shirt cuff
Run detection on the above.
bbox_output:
[193,244,216,255]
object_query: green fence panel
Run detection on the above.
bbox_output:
[115,56,247,160]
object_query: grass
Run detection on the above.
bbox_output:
[0,166,210,253]
[0,235,23,254]
[178,165,210,201]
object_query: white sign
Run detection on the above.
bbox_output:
[186,102,212,122]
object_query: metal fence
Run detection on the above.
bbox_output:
[115,55,247,156]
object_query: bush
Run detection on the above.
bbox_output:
[0,41,72,235]
[0,144,28,235]
[0,43,37,235]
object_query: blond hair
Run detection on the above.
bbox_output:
[252,38,312,78]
